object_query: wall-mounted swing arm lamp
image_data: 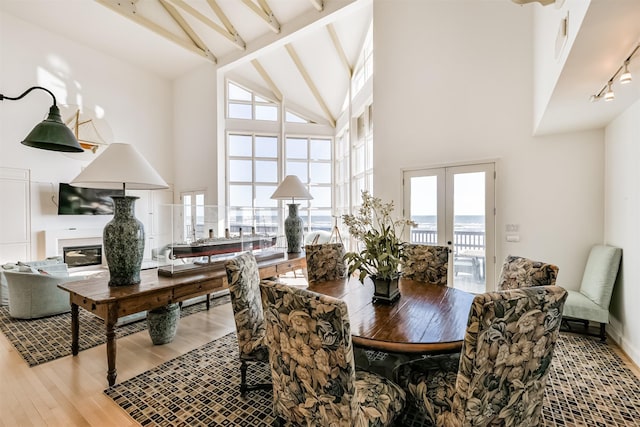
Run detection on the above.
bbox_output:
[0,86,83,152]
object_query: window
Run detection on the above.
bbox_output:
[226,80,334,238]
[285,137,333,231]
[334,130,350,219]
[285,110,311,123]
[227,82,279,121]
[351,23,373,97]
[228,134,279,209]
[335,22,374,250]
[227,133,280,235]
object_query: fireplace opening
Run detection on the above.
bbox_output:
[63,244,103,268]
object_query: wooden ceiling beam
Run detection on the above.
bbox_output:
[251,59,282,102]
[206,0,246,50]
[159,0,217,61]
[327,24,351,76]
[164,0,245,50]
[285,43,335,127]
[240,0,281,33]
[309,0,324,12]
[96,0,215,62]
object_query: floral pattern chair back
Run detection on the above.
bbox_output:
[497,255,559,291]
[396,285,567,427]
[259,280,406,427]
[401,244,449,285]
[304,242,347,283]
[224,252,270,395]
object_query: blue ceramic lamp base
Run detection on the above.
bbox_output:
[103,196,145,286]
[284,203,303,253]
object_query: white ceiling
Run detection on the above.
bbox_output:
[0,0,370,126]
[1,0,639,134]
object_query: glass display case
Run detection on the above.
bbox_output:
[154,204,283,276]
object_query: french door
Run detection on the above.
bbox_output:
[403,163,495,293]
[180,190,205,243]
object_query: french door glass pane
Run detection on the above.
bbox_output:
[409,175,438,245]
[452,171,486,293]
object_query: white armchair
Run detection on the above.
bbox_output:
[4,270,82,319]
[561,245,622,342]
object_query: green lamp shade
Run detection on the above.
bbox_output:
[21,105,83,152]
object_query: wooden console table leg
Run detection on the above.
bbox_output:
[106,307,118,386]
[71,303,79,356]
[206,293,210,310]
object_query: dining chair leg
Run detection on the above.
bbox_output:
[599,323,606,343]
[239,360,272,396]
[240,360,249,395]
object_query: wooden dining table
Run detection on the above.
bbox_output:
[307,276,475,354]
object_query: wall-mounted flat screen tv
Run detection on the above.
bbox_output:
[57,183,124,215]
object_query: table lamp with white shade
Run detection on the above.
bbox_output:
[70,143,169,286]
[271,175,313,253]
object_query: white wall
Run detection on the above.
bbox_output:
[372,0,604,287]
[172,63,219,206]
[533,0,589,130]
[0,12,174,260]
[604,98,640,365]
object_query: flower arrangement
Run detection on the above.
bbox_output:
[342,191,417,282]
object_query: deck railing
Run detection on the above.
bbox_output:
[411,229,485,254]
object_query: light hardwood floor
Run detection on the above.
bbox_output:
[0,303,236,427]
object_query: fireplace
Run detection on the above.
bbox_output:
[63,244,103,268]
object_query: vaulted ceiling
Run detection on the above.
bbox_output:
[0,0,372,127]
[2,0,640,134]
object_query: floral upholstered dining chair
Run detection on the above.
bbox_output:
[259,280,406,427]
[224,252,271,396]
[395,285,567,427]
[401,244,450,285]
[497,255,559,290]
[304,242,347,283]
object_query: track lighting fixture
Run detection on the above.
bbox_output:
[590,43,638,102]
[604,81,615,101]
[620,61,632,85]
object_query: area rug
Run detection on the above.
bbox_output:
[104,332,640,426]
[0,295,230,367]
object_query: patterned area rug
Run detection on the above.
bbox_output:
[105,332,640,426]
[0,295,230,367]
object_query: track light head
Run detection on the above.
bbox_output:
[604,82,615,101]
[620,61,632,84]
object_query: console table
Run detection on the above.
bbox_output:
[58,252,306,386]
